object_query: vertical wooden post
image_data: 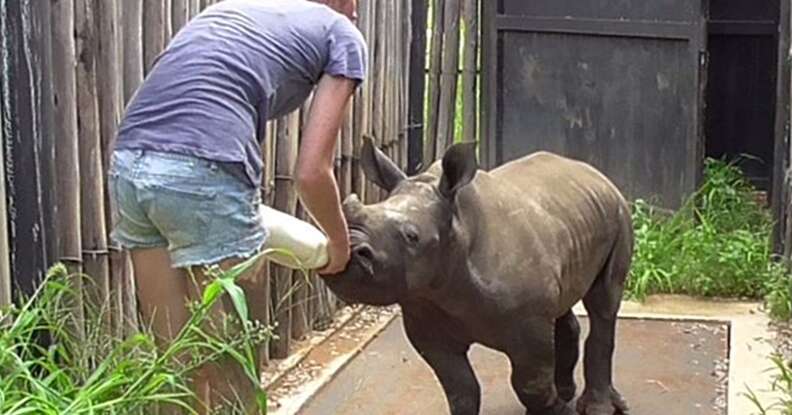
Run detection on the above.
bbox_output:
[264,122,277,207]
[75,0,111,308]
[96,1,122,173]
[424,0,445,163]
[785,0,792,258]
[122,0,145,104]
[291,102,312,342]
[384,1,395,163]
[401,0,413,170]
[163,0,173,45]
[291,202,311,341]
[270,113,299,359]
[368,0,385,203]
[381,0,392,162]
[51,0,85,334]
[340,104,355,201]
[352,0,372,200]
[51,0,83,273]
[120,0,145,335]
[366,0,376,193]
[397,0,406,168]
[190,0,201,19]
[772,0,791,254]
[247,119,277,367]
[301,104,319,334]
[461,0,478,144]
[396,0,404,166]
[435,0,461,155]
[172,0,189,35]
[97,0,127,335]
[393,0,399,163]
[0,75,9,309]
[37,0,59,271]
[479,0,496,169]
[0,0,57,297]
[143,0,167,74]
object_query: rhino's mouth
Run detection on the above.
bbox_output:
[323,226,401,306]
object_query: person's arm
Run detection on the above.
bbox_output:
[296,73,357,275]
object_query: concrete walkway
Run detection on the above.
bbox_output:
[299,316,728,414]
[266,296,781,415]
[615,295,780,415]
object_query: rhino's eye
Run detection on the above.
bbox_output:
[401,224,420,245]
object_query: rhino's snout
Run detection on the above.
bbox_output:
[324,193,408,307]
[343,193,377,266]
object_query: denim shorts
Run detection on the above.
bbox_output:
[108,149,268,268]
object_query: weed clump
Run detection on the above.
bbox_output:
[627,158,791,319]
[0,255,272,414]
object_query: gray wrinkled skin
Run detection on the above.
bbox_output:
[325,137,632,415]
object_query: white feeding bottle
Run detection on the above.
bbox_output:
[258,204,329,270]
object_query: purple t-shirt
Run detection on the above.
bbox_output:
[115,0,368,186]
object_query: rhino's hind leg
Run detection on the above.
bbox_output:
[555,310,581,402]
[578,228,632,415]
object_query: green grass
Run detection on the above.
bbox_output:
[627,157,792,320]
[746,354,792,414]
[0,253,275,414]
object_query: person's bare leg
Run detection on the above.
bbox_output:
[132,248,264,414]
[132,248,191,345]
[131,247,193,415]
[186,257,264,415]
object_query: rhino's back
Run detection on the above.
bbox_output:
[489,151,627,218]
[459,151,630,314]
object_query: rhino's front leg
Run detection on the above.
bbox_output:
[403,314,480,415]
[509,318,576,415]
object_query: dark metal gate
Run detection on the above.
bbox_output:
[481,0,709,208]
[705,0,781,192]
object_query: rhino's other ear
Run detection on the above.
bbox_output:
[439,141,478,199]
[361,135,407,192]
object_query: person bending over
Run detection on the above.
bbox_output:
[108,0,365,412]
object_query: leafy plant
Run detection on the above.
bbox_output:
[0,251,277,414]
[626,157,791,319]
[746,354,792,414]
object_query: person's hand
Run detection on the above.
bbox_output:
[319,237,351,276]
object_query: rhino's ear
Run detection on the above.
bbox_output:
[361,135,407,192]
[439,141,478,200]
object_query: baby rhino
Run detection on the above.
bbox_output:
[324,137,633,415]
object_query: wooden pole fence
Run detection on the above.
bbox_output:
[0,0,419,365]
